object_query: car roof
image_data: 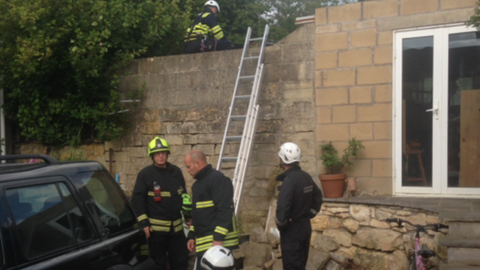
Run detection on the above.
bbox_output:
[0,155,107,182]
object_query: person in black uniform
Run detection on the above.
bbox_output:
[184,0,233,53]
[131,137,190,270]
[275,142,323,270]
[184,150,239,270]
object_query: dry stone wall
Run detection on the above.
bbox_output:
[18,24,317,233]
[310,202,447,270]
[243,202,448,270]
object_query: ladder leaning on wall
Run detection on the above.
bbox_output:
[216,25,269,216]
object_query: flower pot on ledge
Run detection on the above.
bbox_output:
[319,173,347,198]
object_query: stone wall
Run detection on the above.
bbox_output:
[309,202,447,269]
[18,24,316,233]
[314,0,477,194]
[246,202,447,270]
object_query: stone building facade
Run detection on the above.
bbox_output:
[314,0,479,197]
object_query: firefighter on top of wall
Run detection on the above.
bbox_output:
[184,0,234,54]
[131,137,191,270]
[184,150,239,270]
[276,142,323,270]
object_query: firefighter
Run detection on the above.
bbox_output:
[184,0,233,53]
[184,150,239,270]
[275,142,323,270]
[131,137,190,270]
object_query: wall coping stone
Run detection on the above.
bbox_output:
[324,196,480,222]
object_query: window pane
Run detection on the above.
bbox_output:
[447,31,480,187]
[6,184,75,259]
[58,183,93,243]
[77,171,135,236]
[402,36,434,187]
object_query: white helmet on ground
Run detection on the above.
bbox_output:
[201,246,234,270]
[278,142,302,164]
[204,0,220,13]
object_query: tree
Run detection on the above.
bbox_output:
[467,0,480,30]
[0,0,192,146]
[187,0,267,48]
[261,0,365,42]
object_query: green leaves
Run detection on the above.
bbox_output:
[466,0,480,30]
[319,139,365,174]
[0,0,192,146]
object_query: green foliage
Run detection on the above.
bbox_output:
[466,0,480,30]
[319,138,365,174]
[260,0,366,42]
[0,0,192,146]
[187,0,267,48]
[186,0,367,47]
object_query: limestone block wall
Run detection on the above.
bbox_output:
[16,25,316,233]
[314,0,476,195]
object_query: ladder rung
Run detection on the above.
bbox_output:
[240,75,255,80]
[235,95,251,100]
[244,56,259,60]
[222,157,238,163]
[231,115,246,121]
[226,136,242,141]
[249,37,263,42]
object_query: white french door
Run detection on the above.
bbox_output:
[394,24,480,196]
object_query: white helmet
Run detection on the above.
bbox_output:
[204,0,220,13]
[278,142,302,164]
[201,246,234,270]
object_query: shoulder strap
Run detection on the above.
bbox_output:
[186,12,205,41]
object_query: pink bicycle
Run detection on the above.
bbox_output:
[386,218,449,270]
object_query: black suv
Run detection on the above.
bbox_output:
[0,155,154,270]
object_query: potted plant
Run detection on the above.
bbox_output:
[319,138,365,198]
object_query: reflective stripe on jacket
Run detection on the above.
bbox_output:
[184,8,225,43]
[187,165,239,251]
[131,163,187,235]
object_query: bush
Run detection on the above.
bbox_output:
[0,0,191,145]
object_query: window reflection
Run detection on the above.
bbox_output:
[402,36,434,187]
[447,32,480,187]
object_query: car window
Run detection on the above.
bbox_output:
[77,171,136,236]
[6,182,92,259]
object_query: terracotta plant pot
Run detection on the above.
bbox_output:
[318,173,347,198]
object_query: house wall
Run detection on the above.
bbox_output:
[314,0,477,195]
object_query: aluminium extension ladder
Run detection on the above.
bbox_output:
[216,25,269,216]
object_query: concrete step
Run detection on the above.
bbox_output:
[448,247,480,266]
[440,211,480,222]
[440,236,480,248]
[440,266,480,270]
[448,221,480,238]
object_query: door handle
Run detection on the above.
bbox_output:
[426,100,439,120]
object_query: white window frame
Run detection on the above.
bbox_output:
[393,23,480,197]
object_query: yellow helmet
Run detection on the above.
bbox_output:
[148,137,170,157]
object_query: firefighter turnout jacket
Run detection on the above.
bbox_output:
[184,8,225,43]
[131,163,187,234]
[275,165,323,229]
[187,165,239,253]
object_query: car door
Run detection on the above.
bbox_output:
[75,171,150,269]
[2,177,107,270]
